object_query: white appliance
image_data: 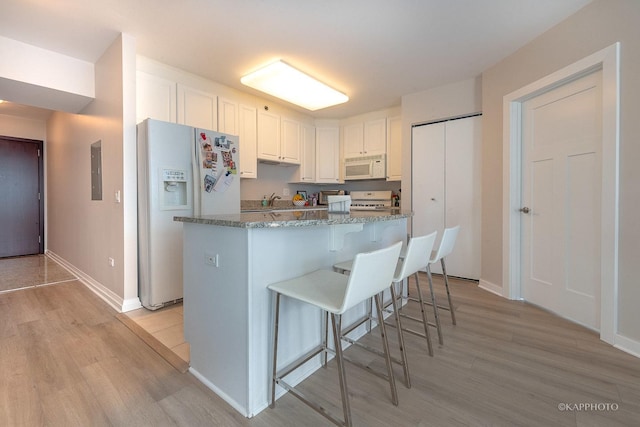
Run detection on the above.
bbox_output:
[343,154,386,180]
[137,118,240,309]
[349,190,393,210]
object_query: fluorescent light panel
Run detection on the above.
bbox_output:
[241,60,348,111]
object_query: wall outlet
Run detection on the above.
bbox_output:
[114,190,121,203]
[108,257,115,267]
[205,252,219,267]
[283,188,290,197]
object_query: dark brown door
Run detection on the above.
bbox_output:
[0,137,43,257]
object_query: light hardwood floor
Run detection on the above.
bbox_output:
[1,255,639,426]
[117,303,190,372]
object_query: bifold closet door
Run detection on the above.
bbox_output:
[411,122,445,243]
[411,116,481,280]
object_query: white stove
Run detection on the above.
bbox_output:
[349,190,393,210]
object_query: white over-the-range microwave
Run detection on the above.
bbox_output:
[343,154,386,180]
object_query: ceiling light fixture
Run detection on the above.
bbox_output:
[241,60,348,111]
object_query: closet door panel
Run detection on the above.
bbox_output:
[411,123,445,242]
[445,116,481,279]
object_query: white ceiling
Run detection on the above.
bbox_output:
[0,0,592,120]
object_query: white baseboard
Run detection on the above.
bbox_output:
[46,250,125,313]
[614,333,640,359]
[122,297,143,312]
[478,279,505,297]
[189,367,252,417]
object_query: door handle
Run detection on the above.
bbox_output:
[519,207,531,214]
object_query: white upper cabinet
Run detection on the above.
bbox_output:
[257,110,281,162]
[280,117,301,164]
[177,84,217,130]
[316,127,341,183]
[363,118,387,156]
[238,104,257,179]
[386,116,402,181]
[342,122,364,158]
[292,124,316,183]
[342,118,387,158]
[218,97,238,135]
[136,71,176,124]
[257,111,301,165]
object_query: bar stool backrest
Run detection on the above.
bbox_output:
[339,241,403,314]
[395,231,438,282]
[431,225,460,263]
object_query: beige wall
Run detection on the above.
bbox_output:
[481,0,640,342]
[46,34,137,308]
[0,114,46,141]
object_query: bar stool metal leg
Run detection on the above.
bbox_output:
[426,266,443,345]
[331,314,353,426]
[270,292,281,408]
[412,272,434,356]
[441,258,456,325]
[389,282,411,388]
[374,294,398,406]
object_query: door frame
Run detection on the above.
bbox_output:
[502,43,620,344]
[0,135,45,256]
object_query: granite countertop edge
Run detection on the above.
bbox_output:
[174,209,412,229]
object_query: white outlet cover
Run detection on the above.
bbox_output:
[283,188,290,196]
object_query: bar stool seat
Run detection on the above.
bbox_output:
[268,241,403,427]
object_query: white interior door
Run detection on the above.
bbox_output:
[521,70,602,329]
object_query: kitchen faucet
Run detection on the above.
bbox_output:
[268,193,281,207]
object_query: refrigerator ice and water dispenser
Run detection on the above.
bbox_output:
[159,168,190,210]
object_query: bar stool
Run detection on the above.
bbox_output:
[268,241,403,427]
[334,231,441,356]
[421,225,460,325]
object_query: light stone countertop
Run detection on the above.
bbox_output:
[174,208,412,229]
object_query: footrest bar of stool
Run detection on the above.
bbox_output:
[342,314,377,337]
[407,296,452,312]
[396,312,438,329]
[276,378,347,427]
[340,335,404,367]
[401,327,428,340]
[341,353,391,383]
[277,344,326,380]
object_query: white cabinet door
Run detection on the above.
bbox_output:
[316,127,341,184]
[411,116,481,280]
[280,117,301,165]
[386,116,402,181]
[363,118,386,156]
[218,97,238,135]
[342,122,364,158]
[257,110,280,162]
[136,71,176,124]
[296,124,316,182]
[238,104,257,179]
[177,84,217,130]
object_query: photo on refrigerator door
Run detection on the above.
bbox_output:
[221,150,236,174]
[203,151,217,169]
[203,174,216,193]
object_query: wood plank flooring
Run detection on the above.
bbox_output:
[117,303,190,372]
[1,255,639,426]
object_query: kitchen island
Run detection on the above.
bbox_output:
[174,209,411,417]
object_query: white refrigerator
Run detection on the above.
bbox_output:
[137,118,240,310]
